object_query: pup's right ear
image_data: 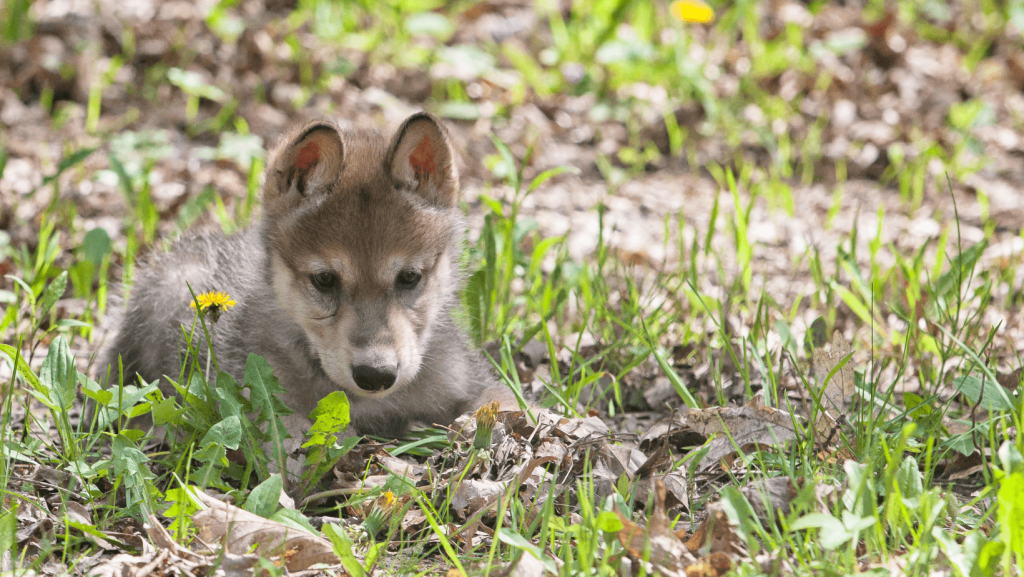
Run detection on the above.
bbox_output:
[264,122,344,203]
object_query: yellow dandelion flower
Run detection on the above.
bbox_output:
[383,491,396,508]
[190,291,237,321]
[671,0,715,24]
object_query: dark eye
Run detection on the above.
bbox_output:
[310,271,338,292]
[396,270,422,289]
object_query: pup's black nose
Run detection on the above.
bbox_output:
[352,364,398,391]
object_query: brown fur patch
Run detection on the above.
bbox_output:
[409,136,435,178]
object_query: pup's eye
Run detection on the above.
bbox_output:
[310,271,339,292]
[396,270,422,289]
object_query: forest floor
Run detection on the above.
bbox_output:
[2,0,1024,575]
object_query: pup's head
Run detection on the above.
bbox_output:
[261,113,461,399]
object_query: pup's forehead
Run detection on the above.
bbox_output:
[276,183,456,270]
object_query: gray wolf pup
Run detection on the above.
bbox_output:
[100,112,512,439]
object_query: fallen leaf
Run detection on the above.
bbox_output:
[192,490,338,571]
[811,331,856,438]
[740,477,798,525]
[511,549,554,577]
[680,396,799,470]
[996,368,1022,391]
[451,479,505,518]
[615,479,698,575]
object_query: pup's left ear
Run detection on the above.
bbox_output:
[387,113,459,208]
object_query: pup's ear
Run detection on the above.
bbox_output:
[387,113,459,208]
[265,122,344,202]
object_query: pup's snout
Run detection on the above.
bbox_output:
[352,364,398,392]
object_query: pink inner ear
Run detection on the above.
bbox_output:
[295,140,320,171]
[409,135,435,178]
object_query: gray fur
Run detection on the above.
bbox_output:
[99,114,501,438]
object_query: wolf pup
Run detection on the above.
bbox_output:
[100,112,511,439]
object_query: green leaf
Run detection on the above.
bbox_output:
[244,474,283,518]
[39,335,76,411]
[497,529,557,572]
[487,133,519,190]
[103,381,159,417]
[79,372,113,405]
[112,433,152,492]
[405,12,453,39]
[38,270,67,319]
[953,375,1017,413]
[193,416,242,488]
[790,513,849,549]
[269,508,320,537]
[150,397,179,425]
[243,354,294,472]
[303,391,350,447]
[998,473,1024,560]
[162,485,201,518]
[56,319,92,329]
[215,372,268,479]
[932,241,986,301]
[933,528,987,577]
[436,101,480,121]
[651,346,699,409]
[40,147,96,188]
[842,460,874,518]
[215,372,250,414]
[300,391,356,492]
[67,520,124,549]
[107,154,135,197]
[206,416,242,451]
[167,68,228,102]
[808,316,828,348]
[0,344,43,393]
[5,275,34,304]
[437,45,495,79]
[527,165,580,194]
[389,433,447,457]
[999,441,1024,477]
[323,523,366,577]
[840,510,877,533]
[162,485,201,540]
[464,270,486,344]
[596,511,622,533]
[896,456,923,502]
[943,430,976,457]
[82,228,112,267]
[0,507,16,556]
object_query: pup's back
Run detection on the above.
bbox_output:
[101,113,503,437]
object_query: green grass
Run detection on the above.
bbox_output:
[2,0,1024,575]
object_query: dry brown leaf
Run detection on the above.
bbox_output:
[740,477,798,525]
[373,451,427,482]
[88,545,259,577]
[686,506,744,559]
[996,367,1022,391]
[534,438,569,466]
[683,552,733,577]
[639,417,706,453]
[192,490,338,571]
[680,396,798,470]
[615,479,698,576]
[402,507,427,533]
[511,550,554,577]
[811,330,855,437]
[451,479,505,517]
[635,470,689,512]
